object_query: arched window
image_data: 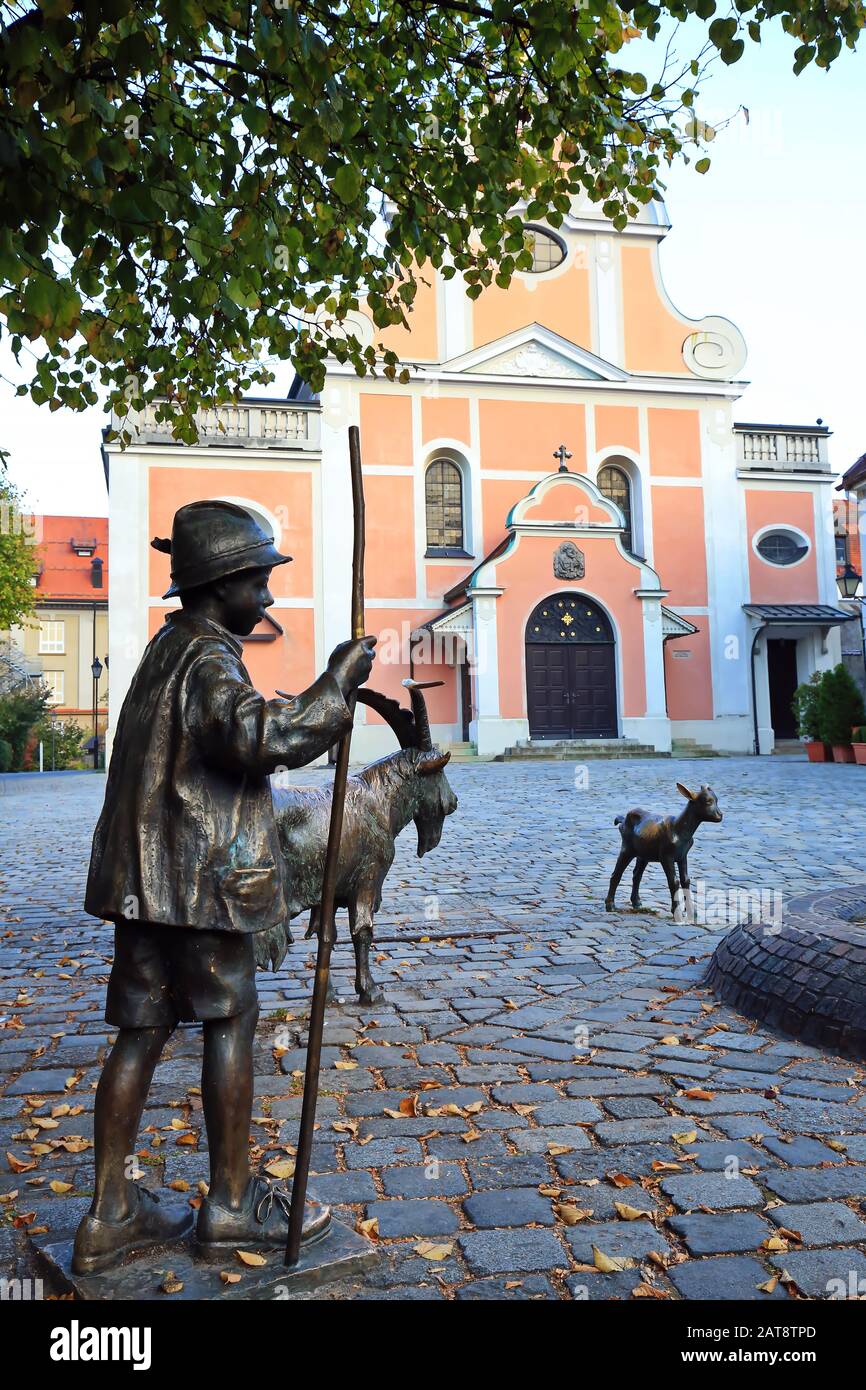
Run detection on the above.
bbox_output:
[597,464,632,553]
[425,459,465,553]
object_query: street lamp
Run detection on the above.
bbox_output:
[91,656,103,770]
[838,561,862,600]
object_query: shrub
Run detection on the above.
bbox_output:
[791,672,823,740]
[816,664,866,748]
[0,738,12,772]
[0,686,50,770]
[853,726,866,744]
[34,719,85,771]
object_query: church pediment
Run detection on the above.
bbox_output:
[440,325,629,383]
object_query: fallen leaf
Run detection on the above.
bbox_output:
[614,1202,650,1222]
[50,1104,70,1118]
[6,1152,36,1174]
[236,1250,268,1267]
[168,1180,190,1192]
[762,1236,788,1252]
[358,1218,379,1239]
[651,1160,682,1172]
[607,1172,634,1189]
[554,1204,593,1225]
[464,1101,483,1115]
[632,1283,671,1299]
[593,1246,636,1273]
[757,1277,778,1294]
[160,1272,184,1294]
[826,1139,847,1153]
[660,1036,680,1046]
[264,1159,295,1181]
[683,1088,714,1101]
[220,1271,242,1285]
[176,1133,198,1147]
[414,1242,453,1261]
[49,1180,73,1194]
[547,1143,571,1156]
[398,1095,419,1117]
[672,1130,698,1146]
[334,1061,357,1071]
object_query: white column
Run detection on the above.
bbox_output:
[106,448,149,764]
[702,401,751,720]
[629,592,671,751]
[469,588,505,756]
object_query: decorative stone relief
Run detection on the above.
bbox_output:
[553,541,585,580]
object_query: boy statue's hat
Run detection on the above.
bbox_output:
[151,500,291,599]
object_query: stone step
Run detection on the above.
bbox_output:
[445,741,478,760]
[670,738,721,758]
[495,738,668,762]
[771,740,807,757]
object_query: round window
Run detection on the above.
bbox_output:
[522,224,567,274]
[755,529,809,567]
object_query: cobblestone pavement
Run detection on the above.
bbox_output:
[2,757,866,1301]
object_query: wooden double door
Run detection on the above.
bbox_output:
[525,594,617,739]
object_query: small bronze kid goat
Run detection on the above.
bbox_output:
[605,782,722,922]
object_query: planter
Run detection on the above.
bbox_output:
[832,744,855,764]
[853,743,866,765]
[805,741,832,763]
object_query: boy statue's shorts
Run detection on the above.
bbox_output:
[105,921,258,1028]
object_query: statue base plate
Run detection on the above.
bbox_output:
[31,1219,378,1300]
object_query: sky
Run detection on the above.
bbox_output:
[2,20,864,517]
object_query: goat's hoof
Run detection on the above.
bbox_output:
[357,985,384,1006]
[630,900,643,912]
[604,900,614,912]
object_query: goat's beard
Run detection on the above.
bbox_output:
[415,816,443,857]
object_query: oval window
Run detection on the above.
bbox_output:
[755,529,809,567]
[522,224,567,274]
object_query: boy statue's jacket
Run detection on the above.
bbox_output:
[85,611,353,935]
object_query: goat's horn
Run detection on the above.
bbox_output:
[418,749,451,776]
[402,678,442,752]
[355,687,416,749]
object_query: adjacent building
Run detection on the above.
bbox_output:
[102,195,852,759]
[3,515,109,741]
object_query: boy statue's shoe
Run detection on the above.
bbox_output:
[72,1185,195,1275]
[196,1175,330,1251]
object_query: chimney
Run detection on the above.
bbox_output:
[91,556,103,589]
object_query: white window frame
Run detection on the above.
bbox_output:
[39,620,65,654]
[752,524,812,570]
[44,670,65,705]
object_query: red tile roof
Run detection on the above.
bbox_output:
[33,515,109,601]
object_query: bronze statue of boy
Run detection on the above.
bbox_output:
[73,501,376,1275]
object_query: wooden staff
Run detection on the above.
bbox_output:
[286,425,366,1266]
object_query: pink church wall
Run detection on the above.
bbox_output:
[745,490,818,603]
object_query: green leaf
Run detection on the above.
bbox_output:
[332,165,362,203]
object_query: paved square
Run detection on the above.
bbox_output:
[1,756,866,1300]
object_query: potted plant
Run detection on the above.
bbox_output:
[792,672,829,761]
[816,663,866,763]
[853,725,866,766]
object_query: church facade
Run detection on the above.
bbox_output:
[103,197,848,760]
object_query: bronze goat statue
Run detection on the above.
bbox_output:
[254,679,458,1004]
[605,782,722,922]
